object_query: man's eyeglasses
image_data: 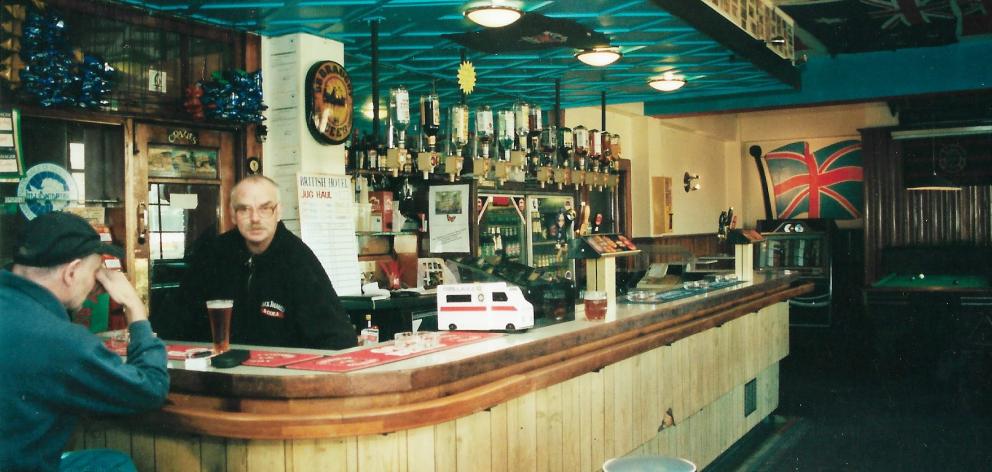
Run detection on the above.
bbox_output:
[234,203,278,219]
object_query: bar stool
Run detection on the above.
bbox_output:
[602,455,697,472]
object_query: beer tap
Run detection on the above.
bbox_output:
[384,86,410,177]
[446,103,469,182]
[555,126,573,190]
[494,108,515,184]
[417,91,441,179]
[474,105,493,180]
[572,125,589,190]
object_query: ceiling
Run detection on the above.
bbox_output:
[115,0,992,119]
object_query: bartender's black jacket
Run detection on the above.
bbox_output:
[176,221,357,350]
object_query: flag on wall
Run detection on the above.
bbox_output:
[763,139,863,220]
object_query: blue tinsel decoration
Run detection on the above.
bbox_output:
[18,8,115,109]
[198,70,266,124]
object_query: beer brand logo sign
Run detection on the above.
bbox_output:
[17,163,77,220]
[306,60,353,145]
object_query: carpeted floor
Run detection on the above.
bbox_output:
[707,324,992,471]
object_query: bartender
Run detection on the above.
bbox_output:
[176,175,357,350]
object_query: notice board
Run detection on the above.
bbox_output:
[297,173,362,295]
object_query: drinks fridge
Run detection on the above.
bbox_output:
[526,194,575,281]
[477,193,526,263]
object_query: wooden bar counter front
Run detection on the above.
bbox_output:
[74,274,810,472]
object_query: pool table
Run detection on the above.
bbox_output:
[870,273,991,292]
[864,272,992,368]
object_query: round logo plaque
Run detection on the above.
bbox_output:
[306,60,353,145]
[17,163,77,220]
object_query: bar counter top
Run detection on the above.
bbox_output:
[140,273,811,439]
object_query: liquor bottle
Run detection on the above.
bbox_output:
[573,125,589,171]
[588,129,601,173]
[450,104,469,155]
[475,105,494,159]
[512,100,530,152]
[496,108,514,161]
[389,86,410,149]
[420,92,441,152]
[558,126,573,168]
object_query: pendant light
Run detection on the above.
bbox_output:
[906,137,960,192]
[648,73,686,92]
[463,1,523,28]
[575,47,622,67]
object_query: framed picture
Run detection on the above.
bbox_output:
[148,144,219,179]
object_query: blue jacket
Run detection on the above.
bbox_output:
[0,270,169,472]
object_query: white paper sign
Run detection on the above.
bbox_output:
[169,193,198,209]
[428,184,471,253]
[297,173,362,296]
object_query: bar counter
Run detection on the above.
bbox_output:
[74,273,811,471]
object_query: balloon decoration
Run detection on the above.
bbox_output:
[12,2,115,108]
[185,69,266,124]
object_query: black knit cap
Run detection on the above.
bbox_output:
[13,211,124,267]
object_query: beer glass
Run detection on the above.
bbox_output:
[205,299,233,354]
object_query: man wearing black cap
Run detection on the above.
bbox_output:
[0,212,170,472]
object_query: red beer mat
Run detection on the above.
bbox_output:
[285,332,504,373]
[242,350,322,367]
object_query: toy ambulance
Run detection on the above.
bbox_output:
[436,282,534,332]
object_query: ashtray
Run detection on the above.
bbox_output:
[627,291,656,302]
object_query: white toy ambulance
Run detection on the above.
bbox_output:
[436,282,534,332]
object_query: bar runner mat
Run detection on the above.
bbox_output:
[106,333,502,371]
[105,341,321,367]
[284,332,504,373]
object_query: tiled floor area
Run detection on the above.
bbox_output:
[708,319,992,471]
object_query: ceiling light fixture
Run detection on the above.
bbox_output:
[575,46,622,67]
[463,1,523,28]
[906,137,961,191]
[648,73,686,92]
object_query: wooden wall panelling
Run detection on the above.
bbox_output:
[406,426,435,472]
[862,127,992,283]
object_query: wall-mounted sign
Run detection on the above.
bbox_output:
[17,163,78,220]
[167,128,198,145]
[305,60,353,145]
[0,108,24,182]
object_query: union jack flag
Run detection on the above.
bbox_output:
[764,140,864,220]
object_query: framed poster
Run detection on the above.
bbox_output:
[0,108,24,182]
[428,184,471,254]
[147,144,219,179]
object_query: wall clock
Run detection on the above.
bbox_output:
[306,60,353,145]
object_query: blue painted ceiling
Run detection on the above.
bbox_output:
[118,0,799,115]
[117,0,992,118]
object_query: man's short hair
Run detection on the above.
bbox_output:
[230,175,280,205]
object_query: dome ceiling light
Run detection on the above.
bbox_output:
[649,73,686,92]
[575,46,623,67]
[463,1,523,28]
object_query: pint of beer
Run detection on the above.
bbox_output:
[205,299,233,354]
